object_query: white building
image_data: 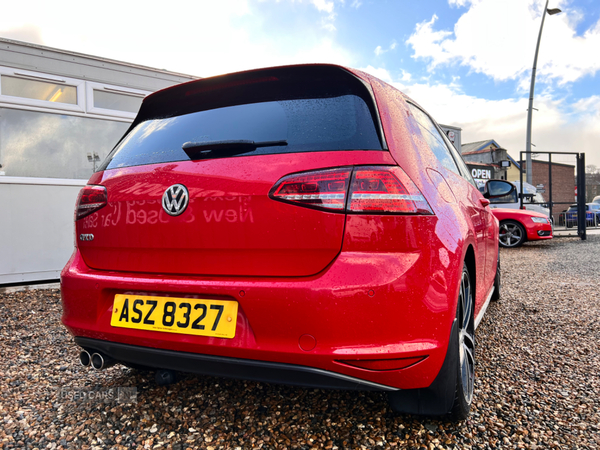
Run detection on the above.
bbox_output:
[0,38,197,285]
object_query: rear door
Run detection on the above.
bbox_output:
[76,66,392,277]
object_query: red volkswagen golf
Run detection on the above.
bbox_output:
[61,64,507,420]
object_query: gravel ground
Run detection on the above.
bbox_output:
[1,236,599,449]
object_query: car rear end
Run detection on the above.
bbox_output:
[61,65,458,393]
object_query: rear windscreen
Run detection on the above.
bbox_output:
[101,67,384,170]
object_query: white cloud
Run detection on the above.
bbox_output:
[358,65,393,83]
[0,0,355,78]
[351,0,362,8]
[448,0,475,7]
[572,95,600,116]
[374,41,398,57]
[311,0,334,13]
[406,15,454,66]
[320,12,338,31]
[0,25,43,44]
[407,0,600,87]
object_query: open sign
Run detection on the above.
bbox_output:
[471,168,492,180]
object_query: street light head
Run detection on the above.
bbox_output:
[547,8,562,15]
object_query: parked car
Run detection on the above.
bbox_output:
[61,64,507,421]
[492,208,553,248]
[487,180,550,218]
[592,195,600,204]
[565,203,600,228]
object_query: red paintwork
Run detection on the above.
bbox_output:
[61,64,499,391]
[491,208,553,242]
[77,152,397,277]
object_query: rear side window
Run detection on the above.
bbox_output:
[102,67,384,170]
[407,104,460,175]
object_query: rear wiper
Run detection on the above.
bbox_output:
[182,139,287,159]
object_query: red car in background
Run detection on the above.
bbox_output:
[492,208,553,248]
[61,64,510,420]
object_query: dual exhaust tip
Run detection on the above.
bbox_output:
[79,349,177,385]
[79,350,115,370]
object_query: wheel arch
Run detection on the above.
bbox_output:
[463,244,476,304]
[499,217,526,229]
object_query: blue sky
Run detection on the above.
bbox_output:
[2,0,600,167]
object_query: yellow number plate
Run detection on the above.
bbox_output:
[110,295,238,338]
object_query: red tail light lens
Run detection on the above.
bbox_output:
[269,168,352,211]
[76,185,108,220]
[349,166,433,214]
[270,166,433,215]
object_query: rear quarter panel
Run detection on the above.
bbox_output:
[358,71,494,320]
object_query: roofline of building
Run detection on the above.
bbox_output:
[461,139,502,153]
[462,149,491,156]
[439,123,462,131]
[475,139,501,152]
[506,154,521,169]
[0,37,199,80]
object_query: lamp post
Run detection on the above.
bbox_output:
[525,0,561,184]
[87,152,101,172]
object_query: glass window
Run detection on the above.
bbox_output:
[0,108,129,179]
[1,75,77,104]
[407,104,460,175]
[93,90,143,113]
[489,192,518,204]
[104,94,382,170]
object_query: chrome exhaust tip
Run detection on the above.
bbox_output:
[90,352,115,370]
[79,350,91,367]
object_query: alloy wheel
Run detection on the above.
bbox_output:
[458,268,475,405]
[499,221,524,248]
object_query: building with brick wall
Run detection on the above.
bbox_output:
[520,160,576,209]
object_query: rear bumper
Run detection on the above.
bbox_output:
[61,246,458,390]
[75,337,397,391]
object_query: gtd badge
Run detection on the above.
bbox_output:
[79,234,94,241]
[162,184,189,216]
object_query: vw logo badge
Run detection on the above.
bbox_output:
[162,184,189,216]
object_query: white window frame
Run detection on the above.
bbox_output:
[0,66,86,114]
[86,81,149,119]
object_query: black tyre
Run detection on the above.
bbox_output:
[387,262,475,421]
[491,248,500,301]
[498,220,526,248]
[447,263,475,420]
